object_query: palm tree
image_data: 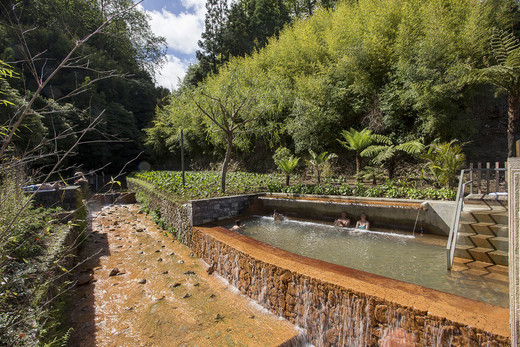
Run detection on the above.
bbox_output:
[338,128,374,175]
[307,150,338,184]
[468,29,520,157]
[361,135,424,179]
[276,155,300,186]
[422,140,466,188]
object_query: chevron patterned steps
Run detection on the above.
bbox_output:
[467,247,495,263]
[490,224,508,238]
[454,200,508,266]
[489,237,509,252]
[489,250,508,266]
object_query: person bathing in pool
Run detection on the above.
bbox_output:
[334,212,350,227]
[355,213,370,230]
[273,209,285,221]
[230,220,243,231]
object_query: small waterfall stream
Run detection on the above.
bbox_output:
[193,229,509,346]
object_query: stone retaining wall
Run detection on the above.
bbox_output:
[192,226,510,346]
[190,194,259,225]
[128,178,192,246]
[31,185,81,210]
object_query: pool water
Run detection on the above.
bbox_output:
[228,216,508,307]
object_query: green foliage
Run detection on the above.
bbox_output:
[338,128,374,175]
[266,176,456,200]
[272,146,292,166]
[355,165,386,185]
[0,60,16,107]
[361,135,424,178]
[0,0,166,173]
[134,170,456,201]
[149,0,517,169]
[466,27,520,157]
[276,155,300,186]
[422,140,466,188]
[132,171,285,201]
[307,149,337,184]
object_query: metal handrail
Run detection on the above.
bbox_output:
[446,168,472,270]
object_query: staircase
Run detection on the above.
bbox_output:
[454,197,508,266]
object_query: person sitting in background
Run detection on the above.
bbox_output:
[273,209,285,221]
[230,220,243,232]
[73,171,87,184]
[334,212,351,227]
[356,213,370,230]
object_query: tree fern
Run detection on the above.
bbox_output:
[276,155,299,186]
[338,128,374,175]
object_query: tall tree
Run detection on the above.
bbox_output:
[197,0,229,76]
[468,29,520,157]
[190,62,280,193]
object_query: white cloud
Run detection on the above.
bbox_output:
[144,4,206,55]
[181,0,206,12]
[155,55,191,90]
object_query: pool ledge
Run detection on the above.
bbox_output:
[193,225,510,345]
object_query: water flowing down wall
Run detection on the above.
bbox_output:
[192,226,510,346]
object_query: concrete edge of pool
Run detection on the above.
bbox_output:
[193,225,510,345]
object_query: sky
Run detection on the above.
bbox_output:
[136,0,207,90]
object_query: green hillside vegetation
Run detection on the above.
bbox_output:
[0,0,168,175]
[148,0,519,177]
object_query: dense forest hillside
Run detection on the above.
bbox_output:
[148,0,520,173]
[0,0,168,175]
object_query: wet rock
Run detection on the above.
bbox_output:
[184,270,195,275]
[76,274,92,286]
[177,260,184,264]
[182,293,191,299]
[109,268,120,277]
[138,279,147,284]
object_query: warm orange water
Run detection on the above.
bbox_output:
[67,204,298,346]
